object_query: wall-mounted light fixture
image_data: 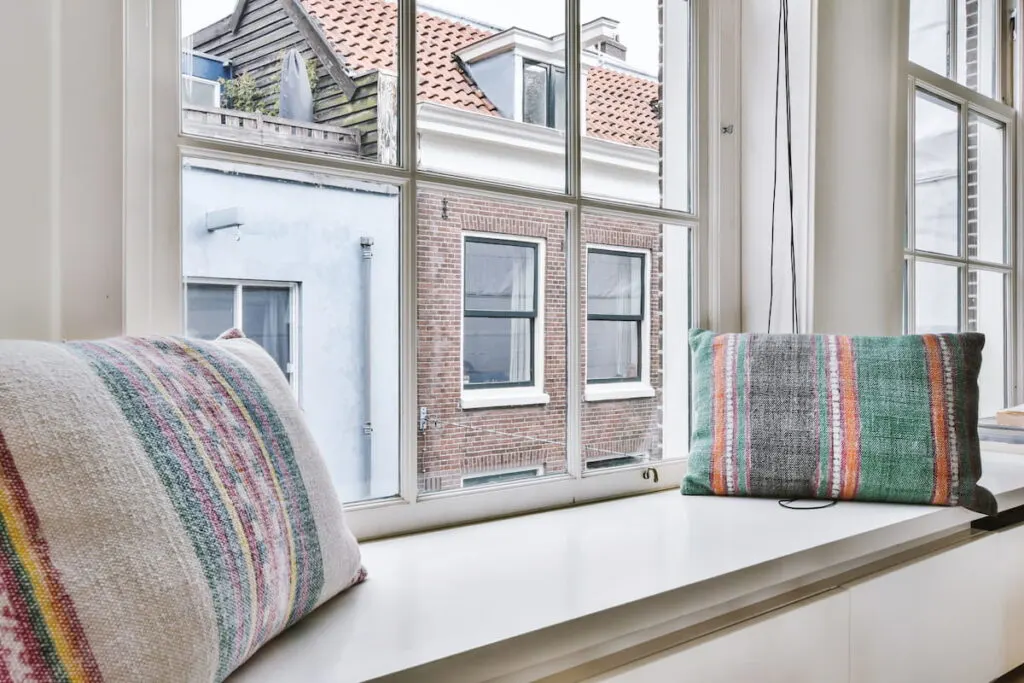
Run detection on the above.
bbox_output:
[206,207,245,241]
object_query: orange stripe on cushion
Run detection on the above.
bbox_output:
[838,337,862,500]
[923,335,951,505]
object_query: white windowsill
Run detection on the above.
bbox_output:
[460,389,551,410]
[231,451,1024,683]
[584,381,657,402]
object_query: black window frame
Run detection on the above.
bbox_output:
[463,236,540,390]
[586,248,646,385]
[521,60,566,130]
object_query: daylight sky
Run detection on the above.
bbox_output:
[181,0,661,74]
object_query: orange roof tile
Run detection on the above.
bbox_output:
[299,0,658,147]
[586,67,660,149]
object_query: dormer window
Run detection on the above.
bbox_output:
[522,61,566,131]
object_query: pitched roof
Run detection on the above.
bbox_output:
[299,0,658,148]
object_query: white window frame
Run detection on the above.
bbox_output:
[184,278,301,393]
[584,244,656,402]
[180,74,222,109]
[460,232,549,410]
[126,0,735,540]
[905,0,1019,408]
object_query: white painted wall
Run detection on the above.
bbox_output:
[741,0,909,337]
[181,163,402,502]
[0,0,125,341]
[809,0,908,336]
[740,0,813,334]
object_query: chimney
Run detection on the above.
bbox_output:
[597,37,627,61]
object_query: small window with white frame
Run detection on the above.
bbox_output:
[185,280,299,386]
[181,75,221,109]
[462,235,545,406]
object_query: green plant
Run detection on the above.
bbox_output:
[218,56,320,117]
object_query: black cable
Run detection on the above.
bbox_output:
[782,0,800,334]
[778,499,838,510]
[767,0,783,334]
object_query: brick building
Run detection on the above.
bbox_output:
[184,0,681,496]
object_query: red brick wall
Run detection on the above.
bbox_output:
[416,191,664,492]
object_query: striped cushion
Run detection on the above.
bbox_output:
[0,334,363,681]
[684,330,996,514]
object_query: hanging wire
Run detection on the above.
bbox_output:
[767,0,783,334]
[767,0,801,334]
[783,0,800,334]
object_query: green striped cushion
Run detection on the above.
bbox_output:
[684,330,996,515]
[0,334,363,681]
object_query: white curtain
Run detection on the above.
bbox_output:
[613,258,641,379]
[508,256,532,384]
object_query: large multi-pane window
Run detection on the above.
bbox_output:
[907,0,1015,419]
[175,0,698,537]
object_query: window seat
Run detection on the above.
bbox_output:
[230,452,1024,682]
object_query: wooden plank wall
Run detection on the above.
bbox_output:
[193,0,381,160]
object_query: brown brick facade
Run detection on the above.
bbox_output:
[417,192,664,493]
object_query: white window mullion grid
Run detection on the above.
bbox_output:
[906,48,1018,407]
[152,0,709,538]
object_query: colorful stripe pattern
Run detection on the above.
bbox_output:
[0,431,102,682]
[68,337,325,680]
[684,330,995,515]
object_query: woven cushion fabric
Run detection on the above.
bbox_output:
[684,329,996,515]
[0,334,364,682]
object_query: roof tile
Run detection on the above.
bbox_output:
[299,0,658,148]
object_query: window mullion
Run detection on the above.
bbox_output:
[564,0,583,479]
[398,0,419,506]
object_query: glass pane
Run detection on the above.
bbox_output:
[242,287,292,375]
[182,157,401,503]
[911,0,1000,97]
[587,251,643,316]
[581,214,690,470]
[463,318,533,386]
[186,284,235,340]
[464,240,537,312]
[969,269,1007,417]
[181,0,399,166]
[915,261,961,334]
[910,0,950,77]
[417,2,566,191]
[587,320,640,381]
[523,63,550,126]
[914,91,960,256]
[582,0,690,210]
[957,0,999,97]
[418,190,567,494]
[969,113,1006,264]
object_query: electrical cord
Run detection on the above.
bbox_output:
[768,0,801,334]
[778,499,838,510]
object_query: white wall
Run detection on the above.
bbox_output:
[810,0,908,336]
[740,0,813,334]
[0,0,125,342]
[740,0,908,337]
[0,0,124,342]
[181,163,402,501]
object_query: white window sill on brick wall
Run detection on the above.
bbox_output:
[230,452,1024,683]
[584,382,657,402]
[460,388,551,410]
